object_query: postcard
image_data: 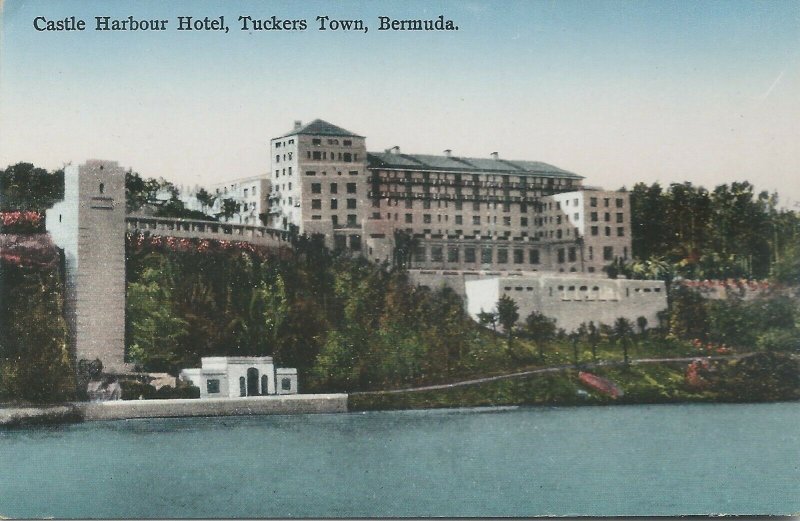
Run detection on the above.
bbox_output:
[0,0,798,518]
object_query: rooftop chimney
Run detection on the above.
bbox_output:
[490,152,499,160]
[294,120,302,130]
[443,149,452,157]
[390,146,401,154]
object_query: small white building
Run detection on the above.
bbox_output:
[179,357,298,399]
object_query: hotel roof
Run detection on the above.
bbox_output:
[276,119,364,139]
[367,152,583,179]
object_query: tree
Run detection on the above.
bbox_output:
[613,317,635,366]
[524,311,557,361]
[587,321,600,361]
[195,188,216,214]
[218,197,240,221]
[496,295,519,348]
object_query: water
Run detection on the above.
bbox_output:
[1,402,798,517]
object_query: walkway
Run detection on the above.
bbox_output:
[351,354,749,396]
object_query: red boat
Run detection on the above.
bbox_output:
[578,372,624,398]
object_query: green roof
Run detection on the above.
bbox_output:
[367,152,582,179]
[277,119,364,139]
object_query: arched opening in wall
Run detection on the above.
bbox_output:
[247,367,260,396]
[261,375,269,395]
[99,183,104,194]
[239,377,246,397]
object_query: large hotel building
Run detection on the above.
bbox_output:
[266,119,631,274]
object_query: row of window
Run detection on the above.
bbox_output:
[274,139,295,148]
[311,182,357,194]
[590,226,626,237]
[307,151,358,162]
[275,152,294,163]
[311,214,359,227]
[589,212,624,223]
[377,170,576,188]
[413,246,542,265]
[305,170,360,176]
[311,198,358,209]
[312,138,353,146]
[589,197,624,208]
[205,377,293,394]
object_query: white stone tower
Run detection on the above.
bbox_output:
[46,160,129,373]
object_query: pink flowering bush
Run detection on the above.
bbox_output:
[0,211,43,233]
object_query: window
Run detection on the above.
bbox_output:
[431,246,443,262]
[347,198,357,209]
[275,142,281,148]
[347,214,357,226]
[604,212,610,222]
[349,170,358,176]
[497,249,508,264]
[330,183,338,194]
[312,151,321,160]
[472,216,481,225]
[343,153,352,162]
[568,247,577,262]
[347,183,357,194]
[413,245,426,262]
[589,246,594,260]
[331,215,339,227]
[590,197,598,207]
[311,183,321,194]
[423,214,432,224]
[99,183,104,194]
[603,246,614,261]
[616,212,624,223]
[604,198,610,207]
[239,377,246,397]
[282,378,292,391]
[481,247,493,264]
[405,200,413,209]
[311,199,322,209]
[591,226,599,236]
[605,226,611,237]
[275,155,280,163]
[617,227,625,237]
[423,200,431,210]
[455,215,463,225]
[207,379,220,394]
[448,247,459,263]
[616,198,624,208]
[330,199,338,209]
[465,247,476,263]
[261,375,269,394]
[590,212,598,222]
[455,201,463,210]
[513,249,524,264]
[521,217,528,227]
[312,215,321,220]
[405,213,413,223]
[312,138,321,145]
[529,249,540,264]
[503,216,511,226]
[306,170,316,176]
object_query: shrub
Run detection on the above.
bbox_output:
[120,380,157,400]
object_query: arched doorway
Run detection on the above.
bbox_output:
[261,375,269,395]
[247,367,260,396]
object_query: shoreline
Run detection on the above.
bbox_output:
[2,392,798,428]
[0,393,347,427]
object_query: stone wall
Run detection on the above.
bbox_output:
[78,393,348,421]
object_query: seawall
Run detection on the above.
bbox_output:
[77,393,348,421]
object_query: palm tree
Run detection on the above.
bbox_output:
[524,311,557,361]
[496,295,520,350]
[613,317,635,366]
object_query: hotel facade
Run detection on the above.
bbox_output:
[264,119,631,274]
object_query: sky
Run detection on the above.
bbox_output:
[1,0,799,206]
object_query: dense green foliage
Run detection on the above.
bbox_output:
[126,233,526,392]
[0,163,64,212]
[0,243,75,403]
[628,181,800,281]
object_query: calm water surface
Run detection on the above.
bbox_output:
[1,402,798,517]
